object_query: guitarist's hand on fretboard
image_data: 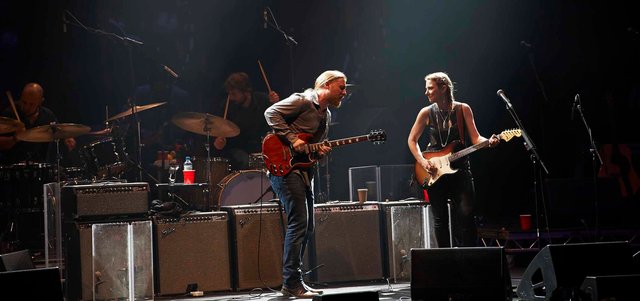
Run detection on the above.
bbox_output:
[293,138,308,153]
[488,134,501,147]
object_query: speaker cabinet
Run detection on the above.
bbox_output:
[411,247,512,301]
[61,182,149,221]
[310,202,383,283]
[223,203,286,290]
[64,219,153,301]
[580,274,640,301]
[0,267,63,300]
[378,200,431,282]
[516,241,636,301]
[312,290,380,300]
[154,211,231,295]
[0,249,34,271]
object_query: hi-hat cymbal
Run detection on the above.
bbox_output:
[0,117,24,134]
[106,101,167,121]
[16,123,91,142]
[172,112,240,138]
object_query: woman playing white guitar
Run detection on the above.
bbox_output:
[407,72,500,248]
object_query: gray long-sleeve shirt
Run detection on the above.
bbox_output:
[264,89,330,145]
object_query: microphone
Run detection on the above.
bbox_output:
[496,89,513,109]
[263,8,268,29]
[520,40,532,48]
[162,65,179,79]
[571,94,579,120]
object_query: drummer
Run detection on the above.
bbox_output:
[208,72,280,170]
[0,82,64,165]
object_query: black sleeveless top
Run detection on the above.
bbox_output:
[424,103,470,167]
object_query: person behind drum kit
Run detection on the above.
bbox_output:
[209,72,280,170]
[264,70,348,298]
[0,82,66,165]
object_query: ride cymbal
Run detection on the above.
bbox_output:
[0,117,24,134]
[16,123,91,142]
[106,101,167,121]
[171,112,240,137]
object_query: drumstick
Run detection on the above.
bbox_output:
[5,91,21,122]
[223,94,230,120]
[257,60,272,93]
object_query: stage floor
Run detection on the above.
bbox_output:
[153,268,526,300]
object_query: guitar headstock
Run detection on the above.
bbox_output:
[368,129,386,144]
[499,128,522,142]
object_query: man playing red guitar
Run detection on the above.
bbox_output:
[407,72,500,248]
[264,70,347,298]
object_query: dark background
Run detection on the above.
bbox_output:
[1,0,639,230]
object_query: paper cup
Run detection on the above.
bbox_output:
[357,188,368,204]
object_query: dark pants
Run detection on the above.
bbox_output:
[426,168,478,247]
[268,171,315,289]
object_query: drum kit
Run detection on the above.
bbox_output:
[1,102,274,215]
[170,111,274,209]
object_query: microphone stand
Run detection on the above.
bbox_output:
[499,92,551,248]
[574,96,603,240]
[63,10,149,182]
[265,6,297,92]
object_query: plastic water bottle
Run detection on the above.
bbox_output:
[183,156,193,171]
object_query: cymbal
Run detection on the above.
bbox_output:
[171,112,240,138]
[16,123,91,142]
[106,101,167,121]
[0,117,24,134]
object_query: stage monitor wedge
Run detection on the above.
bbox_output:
[411,247,512,301]
[516,241,637,301]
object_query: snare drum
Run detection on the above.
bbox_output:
[214,169,275,208]
[193,156,230,186]
[81,137,128,179]
[248,153,265,170]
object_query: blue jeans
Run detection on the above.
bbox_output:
[268,171,315,288]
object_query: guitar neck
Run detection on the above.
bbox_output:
[308,134,371,152]
[449,139,491,163]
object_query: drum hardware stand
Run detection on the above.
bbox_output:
[202,116,213,190]
[252,186,275,204]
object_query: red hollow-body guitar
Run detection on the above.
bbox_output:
[262,130,386,176]
[415,129,521,188]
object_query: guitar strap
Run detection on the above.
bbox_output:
[456,104,465,145]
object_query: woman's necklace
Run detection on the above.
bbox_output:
[435,105,453,147]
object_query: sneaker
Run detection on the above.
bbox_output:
[281,285,318,299]
[302,281,324,294]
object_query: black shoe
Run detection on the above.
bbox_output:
[281,285,318,299]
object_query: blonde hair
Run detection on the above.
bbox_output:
[425,72,455,102]
[314,70,347,90]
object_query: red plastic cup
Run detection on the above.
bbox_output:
[183,170,195,184]
[519,214,532,231]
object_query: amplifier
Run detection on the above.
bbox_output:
[222,202,286,291]
[61,182,149,221]
[378,200,431,283]
[154,211,232,295]
[310,202,384,283]
[63,219,153,301]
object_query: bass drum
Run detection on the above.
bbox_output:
[215,170,275,208]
